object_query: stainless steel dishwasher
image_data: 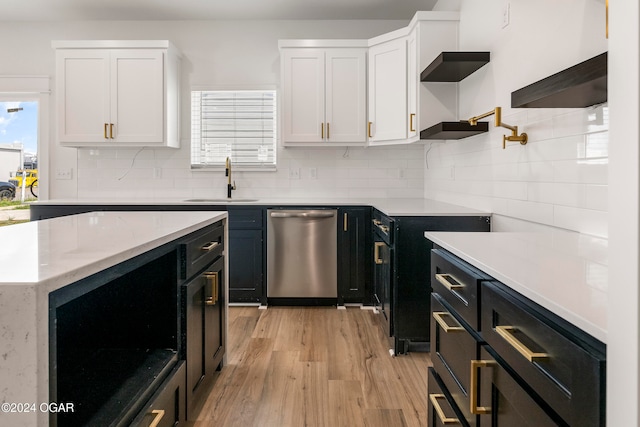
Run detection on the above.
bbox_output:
[267,209,337,299]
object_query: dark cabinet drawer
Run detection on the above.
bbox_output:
[431,248,491,330]
[180,221,224,280]
[476,346,560,427]
[481,281,605,426]
[130,361,186,427]
[431,294,480,427]
[228,208,263,229]
[428,367,467,427]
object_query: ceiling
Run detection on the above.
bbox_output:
[0,0,439,21]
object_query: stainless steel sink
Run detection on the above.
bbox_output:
[183,198,258,203]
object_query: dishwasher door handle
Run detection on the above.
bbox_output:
[270,211,335,219]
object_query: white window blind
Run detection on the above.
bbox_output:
[191,90,277,169]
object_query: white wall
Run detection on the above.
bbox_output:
[0,19,427,200]
[423,0,609,237]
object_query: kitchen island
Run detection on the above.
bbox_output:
[0,210,228,427]
[425,230,607,426]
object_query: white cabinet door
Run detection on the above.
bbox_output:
[110,50,164,143]
[282,49,325,143]
[55,44,175,147]
[368,38,408,143]
[56,50,110,144]
[407,28,418,139]
[325,49,367,144]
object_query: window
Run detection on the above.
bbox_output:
[191,90,277,169]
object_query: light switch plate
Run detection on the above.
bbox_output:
[55,168,73,180]
[289,168,300,179]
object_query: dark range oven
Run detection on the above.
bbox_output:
[372,210,394,353]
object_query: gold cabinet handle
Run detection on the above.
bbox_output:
[321,122,324,139]
[201,241,220,251]
[204,272,219,306]
[110,123,114,139]
[149,409,165,427]
[435,273,464,291]
[410,113,416,132]
[104,123,108,139]
[327,122,330,139]
[495,325,549,362]
[374,242,385,265]
[343,212,348,232]
[470,360,496,415]
[433,311,464,333]
[368,121,373,138]
[429,394,460,424]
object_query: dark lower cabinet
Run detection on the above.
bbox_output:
[476,347,560,427]
[338,207,371,304]
[428,367,468,427]
[392,215,490,354]
[182,255,225,419]
[428,247,606,427]
[228,207,265,304]
[130,361,187,427]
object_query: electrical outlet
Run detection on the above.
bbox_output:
[502,2,510,28]
[56,168,73,180]
[289,168,300,179]
[309,168,317,179]
[153,168,162,179]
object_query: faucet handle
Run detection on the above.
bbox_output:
[232,180,237,190]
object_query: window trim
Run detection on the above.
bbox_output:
[190,85,279,172]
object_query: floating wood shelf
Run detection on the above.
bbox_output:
[511,52,607,108]
[421,52,491,82]
[420,121,489,140]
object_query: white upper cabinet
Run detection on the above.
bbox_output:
[367,37,408,144]
[325,49,367,144]
[53,40,181,148]
[281,44,367,146]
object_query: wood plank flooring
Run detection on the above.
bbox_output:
[188,306,432,427]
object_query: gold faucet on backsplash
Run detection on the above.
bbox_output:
[468,106,527,149]
[225,157,236,199]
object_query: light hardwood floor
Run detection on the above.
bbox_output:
[188,306,432,427]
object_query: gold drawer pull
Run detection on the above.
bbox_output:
[433,311,464,333]
[435,273,465,291]
[410,113,416,132]
[149,409,165,427]
[204,272,219,306]
[368,121,373,138]
[495,325,549,362]
[104,123,108,139]
[201,241,220,251]
[470,360,496,415]
[429,394,460,424]
[374,242,385,265]
[321,122,325,139]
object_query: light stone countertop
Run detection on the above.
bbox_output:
[32,197,490,217]
[425,230,608,343]
[0,210,227,427]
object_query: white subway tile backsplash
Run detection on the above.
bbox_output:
[424,102,609,237]
[585,185,608,211]
[553,159,608,184]
[553,205,608,238]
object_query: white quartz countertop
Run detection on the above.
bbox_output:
[0,210,227,290]
[32,197,489,217]
[424,231,608,343]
